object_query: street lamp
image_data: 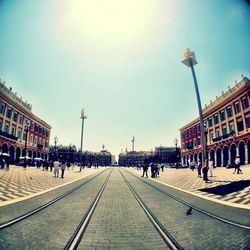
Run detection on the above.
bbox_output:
[24,120,30,168]
[131,136,135,152]
[54,135,58,160]
[80,108,87,171]
[182,48,206,163]
[174,137,178,163]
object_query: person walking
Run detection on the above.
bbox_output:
[234,155,242,174]
[54,160,60,178]
[197,160,202,178]
[49,160,54,172]
[202,159,209,183]
[61,161,66,178]
[141,163,148,178]
[209,159,214,177]
[161,164,164,172]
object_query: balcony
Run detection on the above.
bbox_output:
[0,130,18,141]
[212,131,235,143]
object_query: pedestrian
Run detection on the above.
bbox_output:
[197,160,202,178]
[54,160,60,178]
[61,160,66,178]
[190,162,195,171]
[141,163,148,178]
[66,162,71,171]
[150,162,156,178]
[202,159,209,183]
[209,159,214,177]
[49,160,54,171]
[161,164,164,172]
[234,155,242,174]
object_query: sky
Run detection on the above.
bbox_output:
[0,0,249,158]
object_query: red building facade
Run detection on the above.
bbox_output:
[0,80,51,163]
[179,75,250,167]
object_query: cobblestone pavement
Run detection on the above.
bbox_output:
[79,168,167,250]
[0,169,111,250]
[128,165,250,209]
[121,169,250,250]
[0,165,103,205]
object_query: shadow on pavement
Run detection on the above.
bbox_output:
[199,180,250,195]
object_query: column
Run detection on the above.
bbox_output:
[214,151,217,167]
[245,144,248,164]
[181,156,184,166]
[229,150,231,165]
[236,146,239,156]
[221,150,224,167]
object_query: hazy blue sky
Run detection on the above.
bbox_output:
[0,0,249,157]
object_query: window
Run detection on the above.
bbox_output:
[197,137,201,145]
[246,117,250,128]
[23,132,27,141]
[220,110,226,121]
[0,119,3,131]
[234,102,241,114]
[227,106,233,117]
[192,127,196,135]
[31,122,35,131]
[214,114,219,125]
[181,132,185,139]
[208,118,213,127]
[197,124,200,132]
[4,123,10,134]
[237,120,244,132]
[45,141,48,148]
[6,107,12,119]
[17,128,22,139]
[11,126,15,136]
[222,127,228,136]
[189,128,192,136]
[19,115,24,125]
[0,103,5,114]
[186,130,189,138]
[210,131,214,141]
[242,96,249,110]
[229,123,235,134]
[30,135,33,143]
[34,136,38,144]
[13,112,18,122]
[193,139,196,146]
[216,130,220,138]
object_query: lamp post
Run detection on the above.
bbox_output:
[174,137,178,163]
[182,48,206,163]
[24,120,30,168]
[203,121,208,160]
[80,108,87,171]
[54,135,58,160]
[131,136,135,152]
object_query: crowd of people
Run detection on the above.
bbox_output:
[138,155,243,183]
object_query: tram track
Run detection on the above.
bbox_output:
[119,169,183,250]
[0,168,109,230]
[124,168,250,230]
[64,169,113,250]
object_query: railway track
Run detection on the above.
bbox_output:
[124,168,250,230]
[0,168,109,230]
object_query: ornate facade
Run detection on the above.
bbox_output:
[0,79,51,163]
[179,75,250,166]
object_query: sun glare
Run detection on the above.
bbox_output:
[65,0,156,46]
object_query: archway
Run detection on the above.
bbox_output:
[16,147,21,161]
[41,153,44,160]
[37,152,41,158]
[230,144,237,166]
[216,148,222,167]
[183,156,186,165]
[9,146,15,164]
[186,155,189,167]
[248,140,250,164]
[22,148,26,157]
[45,154,48,161]
[2,143,8,153]
[198,152,202,163]
[194,153,197,163]
[28,150,32,158]
[33,151,37,160]
[239,141,245,165]
[209,149,215,162]
[190,154,193,163]
[223,146,229,166]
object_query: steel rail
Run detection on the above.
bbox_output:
[0,169,109,230]
[125,169,250,230]
[119,169,183,250]
[64,169,113,250]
